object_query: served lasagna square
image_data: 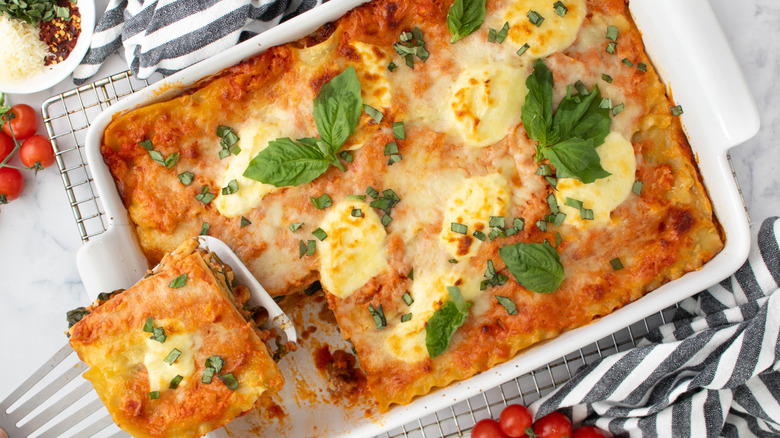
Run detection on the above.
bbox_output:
[68,239,284,438]
[99,0,723,412]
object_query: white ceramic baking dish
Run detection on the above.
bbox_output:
[77,0,759,436]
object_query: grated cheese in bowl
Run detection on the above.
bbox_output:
[0,14,49,83]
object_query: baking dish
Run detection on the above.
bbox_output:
[77,0,759,436]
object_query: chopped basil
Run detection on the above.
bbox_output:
[392,121,406,139]
[168,274,187,289]
[364,104,384,123]
[150,326,166,343]
[202,367,216,384]
[481,259,508,290]
[221,179,239,195]
[339,151,353,163]
[299,240,316,258]
[66,307,90,328]
[602,73,613,83]
[384,142,399,156]
[633,181,643,195]
[599,98,613,110]
[606,41,617,54]
[556,231,562,246]
[545,176,558,188]
[139,140,179,169]
[366,186,380,198]
[489,22,510,44]
[536,164,552,176]
[169,375,183,389]
[638,63,647,72]
[310,194,333,209]
[536,220,547,232]
[565,197,583,210]
[219,373,239,390]
[448,259,459,264]
[388,62,397,72]
[313,228,328,241]
[488,28,496,43]
[149,391,159,400]
[574,80,589,96]
[143,316,155,332]
[671,105,684,116]
[394,26,429,68]
[351,208,362,217]
[495,296,518,315]
[139,140,153,151]
[216,125,241,159]
[547,193,559,214]
[346,194,366,202]
[387,153,402,165]
[401,313,412,322]
[163,348,182,365]
[240,216,251,228]
[622,58,634,67]
[473,230,486,241]
[554,212,567,226]
[451,222,467,234]
[425,286,471,358]
[488,228,506,242]
[489,216,505,228]
[606,25,619,41]
[610,257,624,271]
[408,268,414,280]
[517,43,530,57]
[178,171,194,185]
[381,214,393,226]
[553,1,567,17]
[612,103,625,116]
[514,217,525,231]
[446,0,486,43]
[581,209,594,220]
[505,227,518,237]
[195,185,215,204]
[200,222,209,235]
[499,241,564,293]
[527,10,544,27]
[368,304,387,330]
[206,356,225,374]
[402,291,414,306]
[289,222,303,232]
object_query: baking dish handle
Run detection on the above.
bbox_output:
[630,0,760,153]
[76,225,148,301]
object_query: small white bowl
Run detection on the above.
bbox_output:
[0,0,95,94]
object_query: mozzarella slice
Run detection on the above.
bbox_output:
[143,332,199,392]
[440,173,511,259]
[497,0,586,59]
[556,132,636,228]
[319,200,390,298]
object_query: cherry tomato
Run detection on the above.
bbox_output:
[572,425,606,438]
[2,104,38,140]
[533,411,572,438]
[499,404,533,438]
[472,418,507,438]
[0,131,14,161]
[0,167,24,203]
[19,135,55,169]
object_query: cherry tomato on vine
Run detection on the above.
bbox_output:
[2,104,38,140]
[499,404,533,437]
[572,425,606,438]
[533,411,572,438]
[472,418,507,438]
[0,132,13,161]
[0,167,24,203]
[19,135,55,169]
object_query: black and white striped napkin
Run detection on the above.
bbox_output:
[531,217,780,437]
[72,0,325,85]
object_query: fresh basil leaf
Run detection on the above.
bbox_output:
[552,84,611,147]
[313,66,362,153]
[243,138,330,187]
[168,274,187,289]
[499,242,564,293]
[521,59,554,147]
[495,296,518,315]
[446,0,486,43]
[540,137,611,184]
[425,286,471,358]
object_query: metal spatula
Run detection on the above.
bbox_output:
[0,236,295,437]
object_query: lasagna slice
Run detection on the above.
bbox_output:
[68,238,283,438]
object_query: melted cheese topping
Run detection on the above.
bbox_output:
[319,200,390,298]
[556,132,636,227]
[214,122,286,218]
[351,42,393,110]
[143,332,199,392]
[384,269,482,363]
[497,0,586,59]
[449,62,528,148]
[440,173,511,259]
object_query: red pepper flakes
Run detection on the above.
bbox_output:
[39,0,81,66]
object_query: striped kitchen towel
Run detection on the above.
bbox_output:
[72,0,325,85]
[531,217,780,437]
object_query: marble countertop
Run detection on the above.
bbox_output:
[1,0,777,424]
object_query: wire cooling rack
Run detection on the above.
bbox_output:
[41,71,679,438]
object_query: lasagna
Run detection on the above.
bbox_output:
[100,0,723,411]
[68,238,284,437]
